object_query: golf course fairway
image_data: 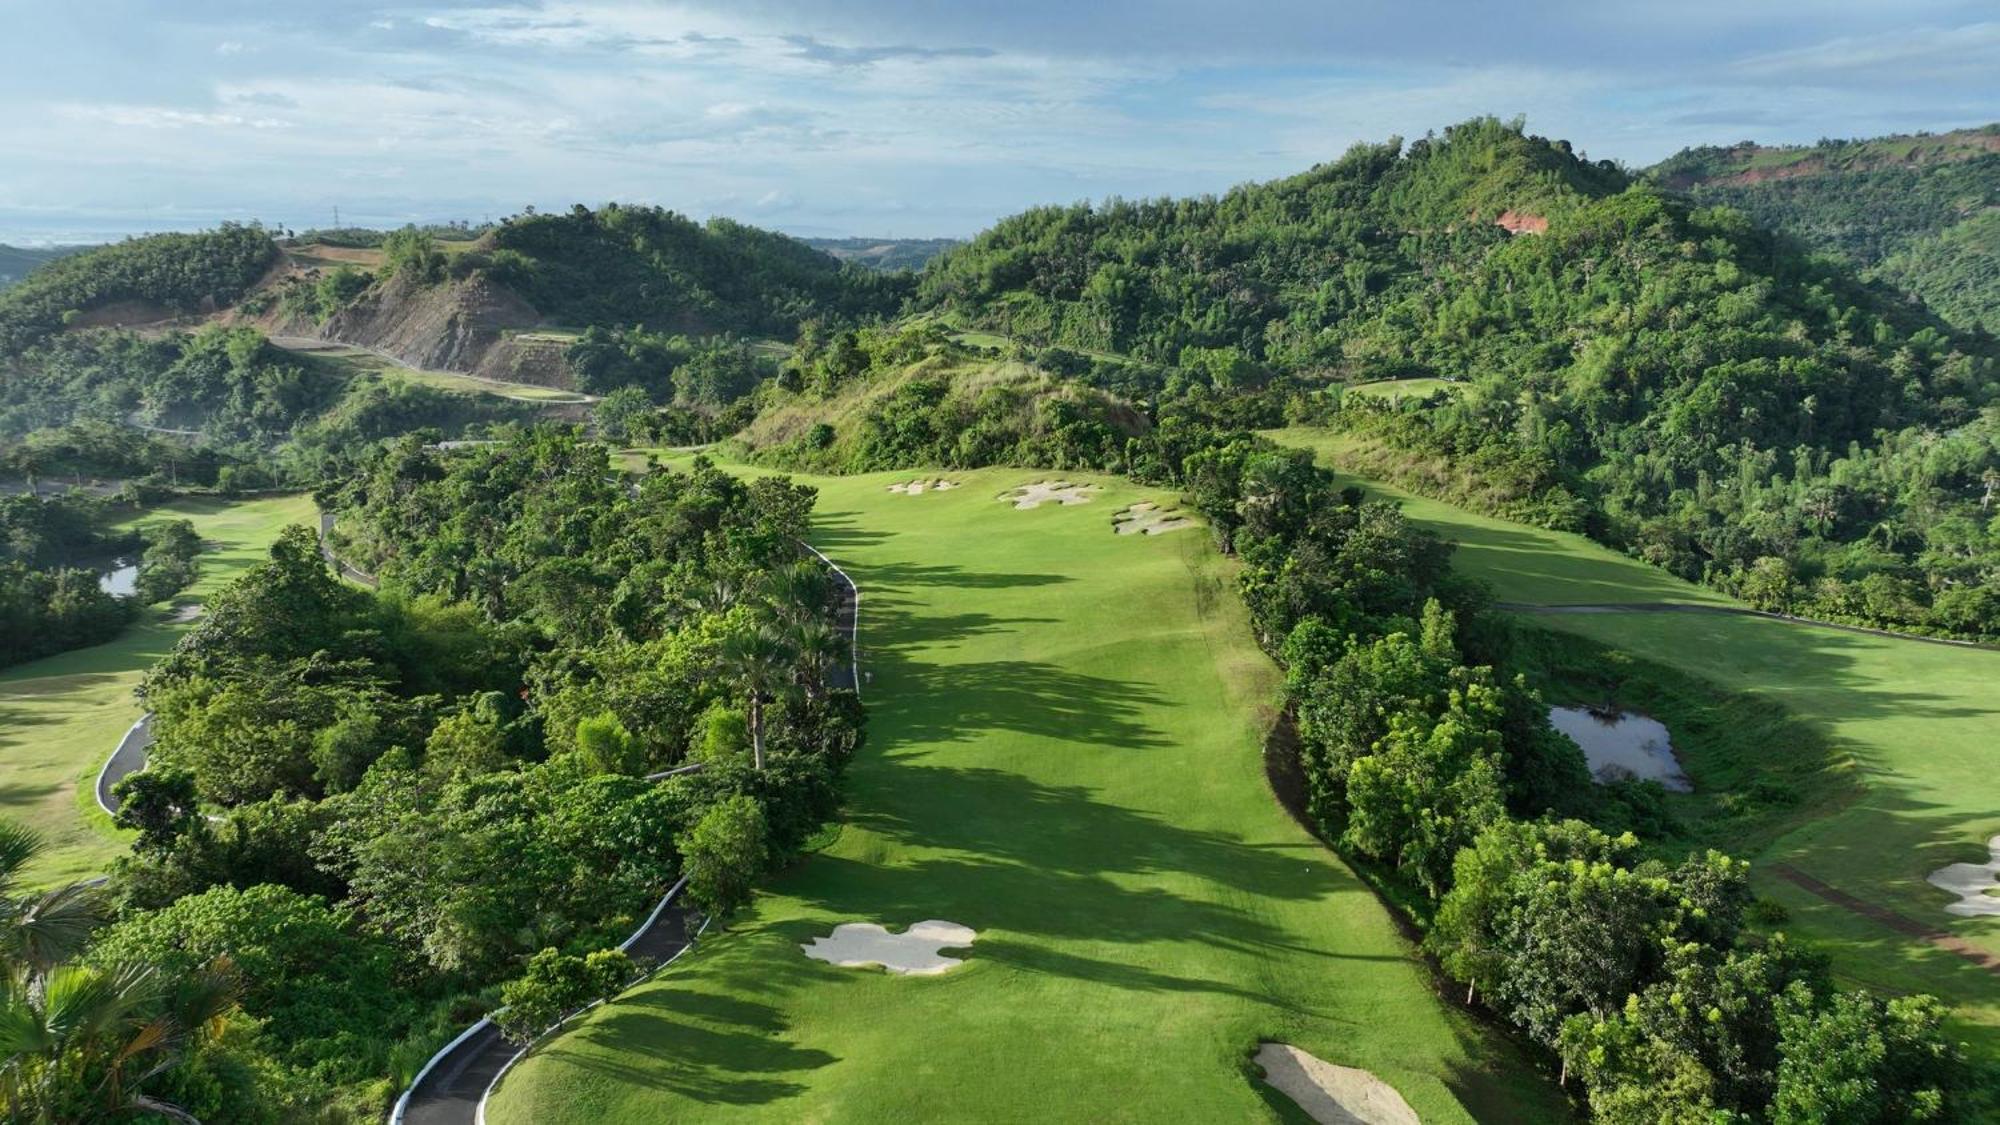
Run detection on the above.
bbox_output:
[487,463,1565,1123]
[1272,427,2000,1057]
[0,491,319,886]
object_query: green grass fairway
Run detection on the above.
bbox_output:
[490,463,1565,1123]
[1271,427,2000,1054]
[1268,427,1731,606]
[1546,610,2000,1050]
[0,492,318,886]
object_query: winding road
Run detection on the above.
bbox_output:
[388,542,858,1125]
[93,508,861,1124]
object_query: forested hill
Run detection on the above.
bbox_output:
[484,206,909,336]
[801,236,960,272]
[0,243,81,290]
[917,117,1636,368]
[0,225,277,351]
[917,117,2000,640]
[1647,125,2000,333]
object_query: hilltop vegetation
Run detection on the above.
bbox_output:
[920,118,2000,640]
[0,242,80,290]
[0,224,276,350]
[483,205,908,337]
[741,321,1149,472]
[1650,126,2000,333]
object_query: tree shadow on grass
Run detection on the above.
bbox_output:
[552,985,838,1106]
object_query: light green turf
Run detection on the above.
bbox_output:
[1272,427,2000,1054]
[0,492,318,886]
[1343,378,1461,403]
[1269,427,1732,607]
[490,461,1565,1123]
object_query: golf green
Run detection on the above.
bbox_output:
[488,465,1565,1123]
[0,492,319,886]
[1271,427,2000,1055]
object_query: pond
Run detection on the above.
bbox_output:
[1548,706,1692,792]
[97,559,139,597]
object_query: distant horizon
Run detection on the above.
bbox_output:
[5,113,1994,250]
[6,2,1995,241]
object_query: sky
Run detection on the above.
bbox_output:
[1,1,1996,244]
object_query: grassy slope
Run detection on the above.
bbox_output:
[490,461,1565,1123]
[0,492,318,886]
[1273,427,2000,1055]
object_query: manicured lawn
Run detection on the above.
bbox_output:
[489,463,1566,1123]
[1268,427,1732,606]
[0,492,318,886]
[1271,427,2000,1056]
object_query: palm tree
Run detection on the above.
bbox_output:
[783,618,843,700]
[718,627,795,770]
[0,822,103,978]
[0,819,237,1122]
[756,561,829,629]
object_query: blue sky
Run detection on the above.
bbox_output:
[2,1,1995,243]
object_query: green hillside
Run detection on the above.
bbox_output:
[800,235,960,272]
[0,243,81,290]
[1648,125,2000,332]
[919,117,1999,642]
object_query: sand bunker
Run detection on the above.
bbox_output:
[167,604,203,624]
[1929,836,2000,917]
[1254,1044,1419,1125]
[885,478,961,495]
[1000,481,1098,509]
[1113,501,1197,536]
[801,919,977,975]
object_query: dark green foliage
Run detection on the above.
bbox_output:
[0,224,275,350]
[0,562,133,669]
[1650,128,1999,333]
[87,883,411,1083]
[677,794,766,915]
[134,517,201,603]
[494,947,634,1044]
[486,203,908,337]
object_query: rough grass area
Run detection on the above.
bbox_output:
[486,460,1566,1123]
[1342,378,1460,403]
[1269,428,2000,1060]
[0,493,319,886]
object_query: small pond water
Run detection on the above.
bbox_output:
[97,559,139,597]
[1548,706,1692,792]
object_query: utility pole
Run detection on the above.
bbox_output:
[333,205,341,229]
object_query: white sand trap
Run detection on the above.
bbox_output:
[1929,836,2000,917]
[167,604,203,623]
[1254,1043,1419,1125]
[801,919,977,975]
[1001,481,1099,509]
[886,478,964,495]
[1113,503,1198,535]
